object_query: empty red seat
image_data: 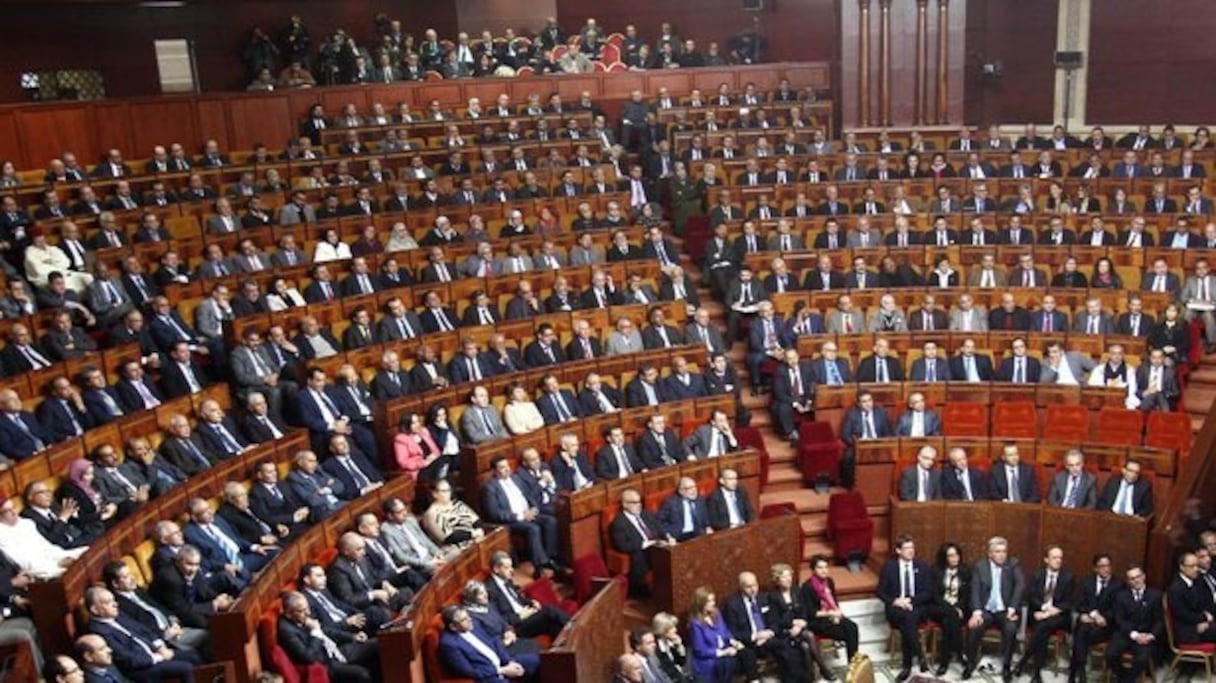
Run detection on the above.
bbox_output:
[941,402,989,437]
[735,426,771,487]
[1145,411,1194,454]
[1095,407,1145,446]
[1043,404,1089,442]
[992,401,1037,439]
[827,491,873,561]
[798,421,843,486]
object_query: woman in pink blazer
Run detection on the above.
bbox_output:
[393,412,442,480]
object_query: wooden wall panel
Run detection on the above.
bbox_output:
[0,112,20,166]
[17,108,97,170]
[598,73,646,100]
[227,98,294,151]
[91,103,135,157]
[126,101,200,152]
[318,88,372,115]
[457,0,557,35]
[554,77,599,101]
[418,83,464,107]
[963,0,1057,126]
[1088,0,1216,124]
[463,81,512,105]
[194,100,233,150]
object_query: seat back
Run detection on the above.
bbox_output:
[991,401,1037,438]
[941,402,989,437]
[258,604,331,683]
[1043,404,1089,442]
[1095,407,1145,446]
[1145,411,1193,454]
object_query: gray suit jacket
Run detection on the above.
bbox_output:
[898,466,942,501]
[1045,471,1098,509]
[193,299,230,340]
[766,234,805,251]
[825,310,865,335]
[231,345,276,390]
[205,214,239,235]
[93,462,148,505]
[1182,275,1215,303]
[279,203,316,225]
[681,425,737,459]
[88,277,133,316]
[1072,312,1114,335]
[458,255,496,279]
[683,322,728,355]
[497,255,534,275]
[949,308,989,332]
[460,404,507,445]
[606,331,644,356]
[1039,352,1096,384]
[232,252,271,273]
[967,267,1007,287]
[532,252,567,270]
[866,309,908,333]
[270,249,309,268]
[568,246,604,266]
[381,517,443,570]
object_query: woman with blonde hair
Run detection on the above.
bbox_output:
[651,611,692,681]
[502,382,544,435]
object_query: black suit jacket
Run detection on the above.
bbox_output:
[1111,586,1164,641]
[948,355,995,381]
[578,386,623,416]
[148,564,220,628]
[988,462,1041,503]
[158,435,220,476]
[941,467,990,501]
[705,487,754,530]
[1027,568,1075,616]
[855,355,906,383]
[1096,477,1154,517]
[636,429,684,469]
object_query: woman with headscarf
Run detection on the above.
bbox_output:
[60,458,125,528]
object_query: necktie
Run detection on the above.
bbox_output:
[615,446,631,476]
[480,408,495,435]
[553,394,571,421]
[1064,475,1079,508]
[341,458,371,490]
[1008,468,1020,502]
[1099,577,1107,594]
[135,381,160,407]
[919,470,929,501]
[862,412,874,439]
[1015,359,1025,383]
[1045,572,1056,600]
[927,362,936,382]
[877,359,888,383]
[20,346,49,368]
[986,564,1004,611]
[182,438,209,468]
[902,563,913,598]
[827,362,841,385]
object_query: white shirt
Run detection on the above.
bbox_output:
[498,477,530,520]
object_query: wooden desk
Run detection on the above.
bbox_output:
[649,514,801,618]
[539,582,626,683]
[891,500,1147,578]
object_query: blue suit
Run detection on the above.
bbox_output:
[321,453,384,500]
[657,494,711,541]
[196,419,249,459]
[661,372,708,401]
[83,387,126,425]
[895,410,943,437]
[438,623,540,682]
[36,398,93,442]
[295,388,379,459]
[0,411,55,460]
[549,452,596,492]
[481,474,558,567]
[89,615,200,682]
[183,517,272,579]
[448,355,496,384]
[536,390,582,425]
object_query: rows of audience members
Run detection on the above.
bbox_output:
[249,16,763,88]
[0,398,748,682]
[609,528,1216,683]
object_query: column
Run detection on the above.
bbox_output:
[879,0,892,126]
[935,0,949,124]
[1053,0,1092,128]
[915,0,928,125]
[858,0,872,127]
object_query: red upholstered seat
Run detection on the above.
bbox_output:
[571,552,627,605]
[601,503,631,576]
[524,576,580,618]
[423,614,475,683]
[1043,404,1089,442]
[826,491,873,560]
[258,603,330,683]
[1144,411,1193,454]
[600,43,621,65]
[1095,407,1145,446]
[941,402,989,437]
[798,421,842,486]
[992,401,1037,439]
[735,426,770,487]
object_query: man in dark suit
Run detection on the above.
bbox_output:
[1017,546,1075,683]
[996,338,1042,384]
[114,361,166,413]
[158,414,220,476]
[481,457,560,575]
[448,340,496,386]
[321,436,383,500]
[626,365,668,408]
[437,605,539,683]
[1135,348,1180,412]
[536,375,582,426]
[705,469,753,531]
[839,391,894,489]
[369,351,414,402]
[1166,552,1216,646]
[1046,449,1099,509]
[21,479,100,548]
[249,459,313,538]
[595,426,644,480]
[217,480,284,550]
[549,434,596,492]
[298,561,388,634]
[1028,295,1068,333]
[657,477,713,542]
[1115,299,1154,337]
[856,339,906,383]
[949,339,995,382]
[898,446,942,502]
[149,545,234,629]
[183,498,275,578]
[327,532,410,614]
[1105,565,1163,683]
[1097,460,1154,517]
[610,488,673,598]
[36,377,94,442]
[636,414,686,469]
[0,390,56,461]
[941,447,990,501]
[770,349,815,443]
[878,535,933,680]
[809,342,854,386]
[84,586,201,683]
[661,356,707,402]
[278,591,378,683]
[523,324,566,368]
[102,560,210,656]
[722,571,809,682]
[1068,554,1123,683]
[988,443,1040,503]
[988,294,1032,331]
[963,536,1026,681]
[238,392,289,445]
[195,400,250,460]
[579,373,623,417]
[484,550,569,638]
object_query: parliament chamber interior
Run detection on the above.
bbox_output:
[0,0,1215,682]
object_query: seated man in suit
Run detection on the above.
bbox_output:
[84,586,201,683]
[1105,565,1163,683]
[298,561,389,636]
[321,434,384,500]
[626,364,669,409]
[910,341,953,382]
[37,376,94,443]
[239,391,289,445]
[722,571,809,682]
[996,337,1042,384]
[278,590,379,683]
[460,385,509,445]
[683,410,739,459]
[485,550,569,639]
[896,393,941,438]
[579,373,623,416]
[877,535,933,681]
[0,389,55,461]
[595,426,644,481]
[251,458,315,537]
[636,413,688,469]
[481,456,561,577]
[149,544,236,630]
[963,537,1026,681]
[1046,449,1099,509]
[989,443,1040,503]
[898,446,942,502]
[536,374,582,426]
[950,338,995,382]
[1017,545,1076,683]
[1166,552,1216,647]
[610,488,673,599]
[706,469,753,531]
[1136,347,1180,412]
[941,447,990,501]
[438,604,539,682]
[549,433,596,492]
[1098,459,1154,518]
[328,531,411,614]
[102,560,210,656]
[1040,342,1097,385]
[658,477,713,542]
[857,337,905,383]
[1068,553,1123,682]
[838,390,894,489]
[183,497,276,578]
[217,480,285,552]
